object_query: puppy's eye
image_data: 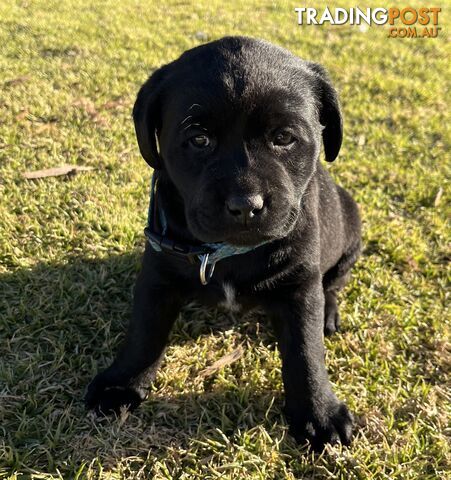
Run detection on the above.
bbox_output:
[273,130,295,146]
[190,134,211,148]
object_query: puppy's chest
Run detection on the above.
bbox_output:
[218,282,241,313]
[197,281,246,313]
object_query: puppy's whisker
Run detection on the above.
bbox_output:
[182,122,201,132]
[180,115,193,126]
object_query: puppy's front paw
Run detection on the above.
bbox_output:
[287,399,353,452]
[85,374,144,415]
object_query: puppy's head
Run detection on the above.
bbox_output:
[133,37,342,246]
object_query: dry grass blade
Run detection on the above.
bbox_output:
[23,165,94,179]
[434,187,444,207]
[4,75,30,87]
[199,346,244,377]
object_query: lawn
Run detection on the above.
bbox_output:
[0,0,449,479]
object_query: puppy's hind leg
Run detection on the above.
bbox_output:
[323,275,347,336]
[322,241,360,336]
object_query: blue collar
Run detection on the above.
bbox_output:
[144,174,270,285]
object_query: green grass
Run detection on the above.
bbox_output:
[0,0,449,478]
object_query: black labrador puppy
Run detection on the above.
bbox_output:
[85,36,361,452]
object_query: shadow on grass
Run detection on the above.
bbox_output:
[0,251,284,474]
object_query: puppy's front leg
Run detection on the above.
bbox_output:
[85,259,183,415]
[268,271,353,451]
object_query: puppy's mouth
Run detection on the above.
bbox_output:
[188,206,300,247]
[222,230,275,247]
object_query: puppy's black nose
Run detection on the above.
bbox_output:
[226,195,264,222]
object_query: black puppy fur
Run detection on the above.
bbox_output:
[85,37,361,452]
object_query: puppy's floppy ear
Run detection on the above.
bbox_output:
[132,66,168,169]
[308,63,343,162]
